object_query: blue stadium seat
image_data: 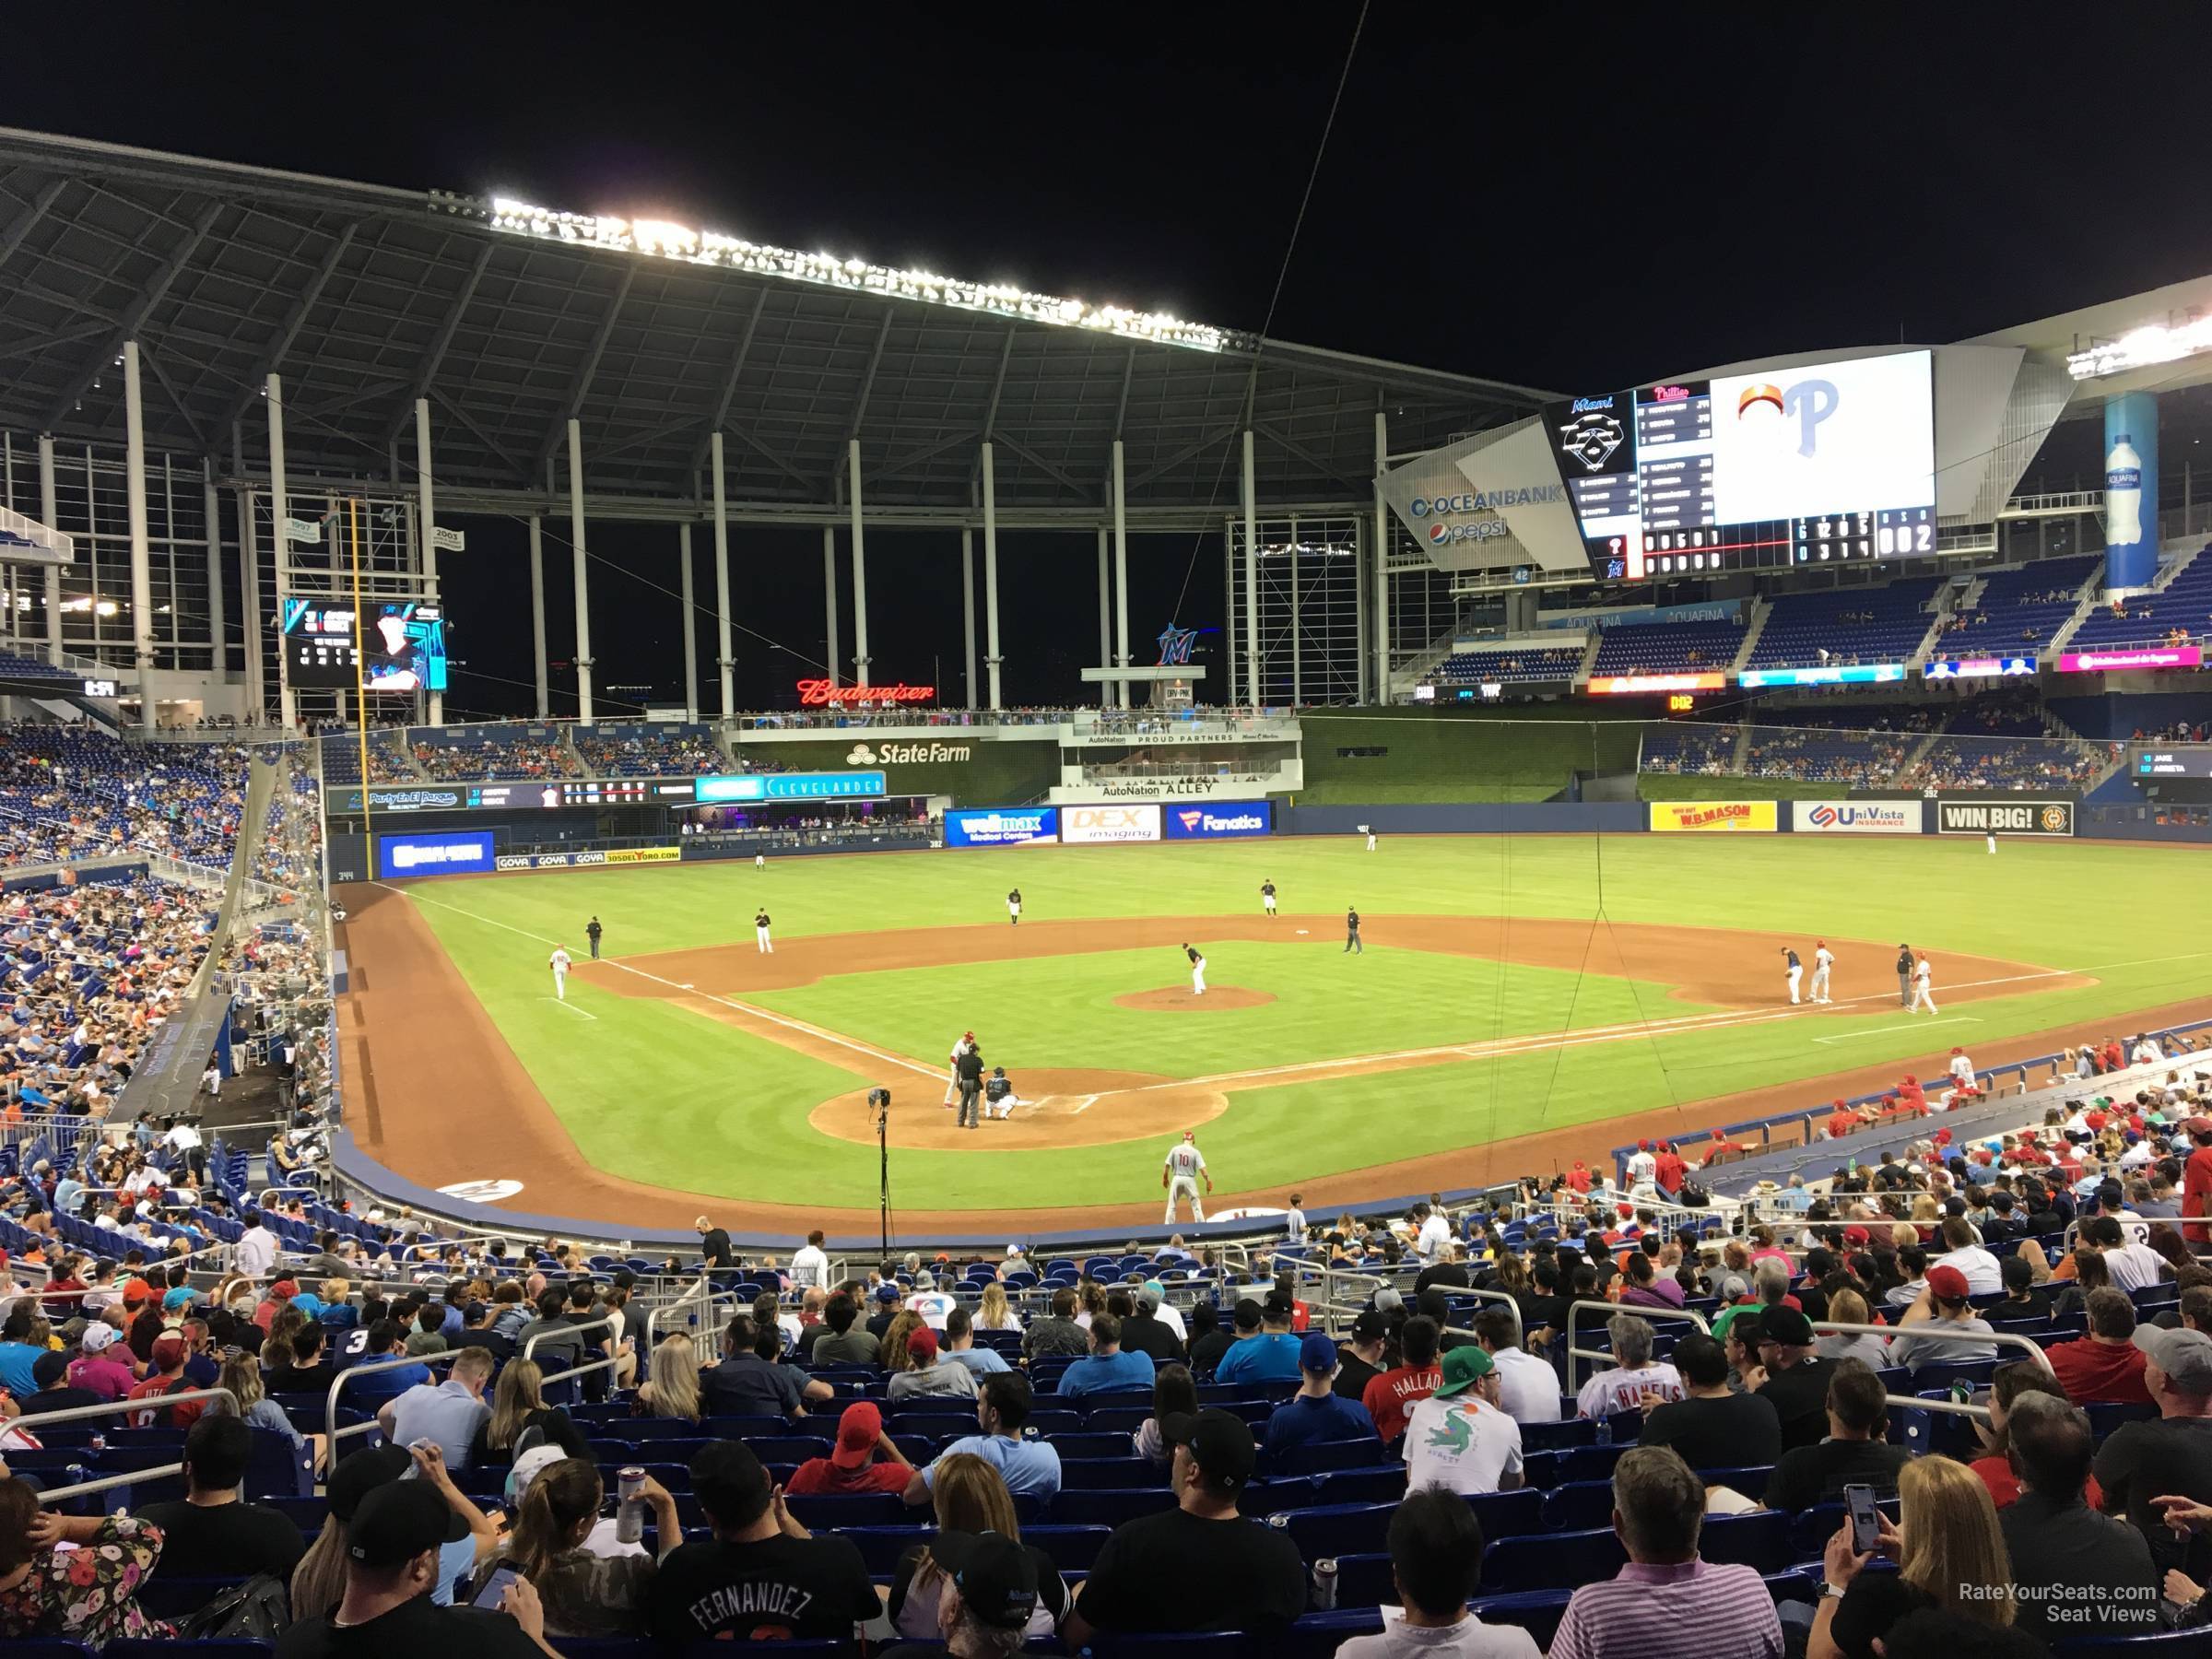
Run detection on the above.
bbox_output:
[1482,1525,1628,1592]
[1280,1502,1393,1560]
[1050,1488,1176,1526]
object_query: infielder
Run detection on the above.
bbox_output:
[1006,887,1022,926]
[1809,940,1834,1005]
[1345,906,1362,955]
[548,946,572,1001]
[1261,879,1277,916]
[754,908,773,954]
[1911,953,1938,1013]
[1781,946,1802,1005]
[1182,942,1206,996]
[1895,944,1914,1009]
[1162,1129,1211,1223]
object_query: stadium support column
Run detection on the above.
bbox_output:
[1096,527,1112,708]
[848,439,870,688]
[414,398,442,726]
[1112,439,1129,708]
[711,431,734,718]
[527,516,548,718]
[960,528,977,711]
[1241,428,1258,708]
[566,418,593,723]
[201,460,225,676]
[2104,391,2160,590]
[124,343,156,733]
[1373,409,1390,703]
[239,488,262,714]
[982,441,1003,710]
[37,436,60,667]
[266,372,296,732]
[822,526,840,692]
[678,521,699,724]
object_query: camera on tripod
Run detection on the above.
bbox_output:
[867,1088,890,1126]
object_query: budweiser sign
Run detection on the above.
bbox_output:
[795,678,936,706]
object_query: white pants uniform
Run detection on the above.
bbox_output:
[1785,965,1802,1004]
[1008,901,1020,923]
[1366,832,1377,852]
[1263,894,1276,913]
[756,924,772,954]
[1809,964,1831,1003]
[1191,957,1207,995]
[1165,1175,1205,1224]
[1986,833,1996,855]
[552,968,568,1001]
[755,853,765,868]
[1911,970,1937,1013]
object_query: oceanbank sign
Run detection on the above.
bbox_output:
[1380,418,1589,574]
[1408,486,1566,547]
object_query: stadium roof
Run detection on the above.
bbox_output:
[0,127,1554,524]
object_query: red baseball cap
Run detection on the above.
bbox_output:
[1638,1139,1651,1151]
[831,1401,882,1469]
[1843,1226,1871,1247]
[907,1326,939,1362]
[1925,1265,1971,1301]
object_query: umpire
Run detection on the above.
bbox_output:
[955,1041,985,1130]
[586,916,604,959]
[1895,943,1912,1008]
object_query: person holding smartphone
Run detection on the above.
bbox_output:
[465,1453,678,1640]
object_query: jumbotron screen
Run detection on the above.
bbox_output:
[281,601,449,691]
[1545,349,1936,582]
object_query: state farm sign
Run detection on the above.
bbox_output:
[844,740,970,765]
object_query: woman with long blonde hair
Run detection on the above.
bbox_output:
[471,1357,550,1465]
[635,1332,701,1422]
[887,1452,1065,1640]
[1808,1450,2013,1659]
[975,1282,1020,1332]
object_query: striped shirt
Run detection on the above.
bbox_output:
[1548,1559,1782,1659]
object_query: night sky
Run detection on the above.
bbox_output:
[11,11,2212,715]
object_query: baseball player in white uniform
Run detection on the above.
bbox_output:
[754,908,773,954]
[1162,1130,1211,1223]
[1781,946,1803,1006]
[1182,943,1206,996]
[1006,888,1022,925]
[1986,831,1997,855]
[1911,953,1938,1013]
[1947,1045,1976,1090]
[1809,941,1834,1005]
[945,1031,976,1109]
[1365,829,1378,853]
[548,947,571,1001]
[755,851,766,869]
[1260,880,1277,916]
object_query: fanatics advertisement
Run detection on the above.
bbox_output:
[944,807,1059,848]
[1936,798,2077,837]
[377,830,495,878]
[1791,801,1924,835]
[1163,802,1274,841]
[1059,804,1163,845]
[1648,800,1780,833]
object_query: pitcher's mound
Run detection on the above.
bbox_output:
[1113,985,1275,1012]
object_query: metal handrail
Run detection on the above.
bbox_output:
[1563,1298,1712,1392]
[28,1387,241,1506]
[522,1313,618,1363]
[324,1349,459,1449]
[1809,1318,2053,1376]
[646,1284,730,1347]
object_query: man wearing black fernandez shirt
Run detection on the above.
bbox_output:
[1062,1408,1304,1645]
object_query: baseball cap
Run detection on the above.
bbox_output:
[1352,1311,1390,1344]
[2184,1117,2212,1137]
[161,1287,194,1312]
[875,1283,901,1304]
[1160,1407,1255,1489]
[832,1401,883,1469]
[150,1333,187,1369]
[121,1277,153,1307]
[347,1477,470,1568]
[1924,1265,1971,1302]
[1842,1226,1871,1247]
[1299,1331,1338,1374]
[504,1442,566,1506]
[1262,1289,1293,1321]
[1432,1345,1496,1398]
[325,1444,411,1524]
[2134,1326,2212,1394]
[77,1323,119,1355]
[954,1531,1041,1631]
[1755,1305,1816,1347]
[1372,1288,1404,1312]
[907,1326,939,1362]
[30,1350,65,1389]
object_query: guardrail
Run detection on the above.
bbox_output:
[28,1388,242,1506]
[1563,1298,1711,1392]
[1811,1319,2053,1376]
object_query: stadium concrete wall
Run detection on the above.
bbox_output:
[1278,803,1647,835]
[728,734,1057,806]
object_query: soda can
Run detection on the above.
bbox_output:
[1312,1558,1338,1611]
[615,1465,645,1545]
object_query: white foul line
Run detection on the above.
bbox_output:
[1814,1017,1979,1044]
[547,996,597,1021]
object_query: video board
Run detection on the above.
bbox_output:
[280,600,449,691]
[1545,350,1936,582]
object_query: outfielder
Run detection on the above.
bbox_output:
[1809,940,1834,1005]
[1911,953,1938,1013]
[1781,946,1802,1005]
[1006,887,1022,926]
[1182,942,1206,996]
[1365,828,1378,853]
[1986,830,1997,856]
[755,851,766,869]
[1162,1129,1211,1223]
[754,908,773,954]
[1261,879,1277,916]
[548,946,571,1001]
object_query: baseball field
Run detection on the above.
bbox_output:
[335,832,2212,1234]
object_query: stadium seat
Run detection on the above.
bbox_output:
[1482,1525,1628,1592]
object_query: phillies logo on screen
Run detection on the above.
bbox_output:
[1737,378,1839,457]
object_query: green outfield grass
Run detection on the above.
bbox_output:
[392,833,2212,1209]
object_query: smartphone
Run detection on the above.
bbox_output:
[472,1566,520,1610]
[1843,1483,1880,1554]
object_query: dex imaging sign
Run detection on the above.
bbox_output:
[1062,805,1162,845]
[1165,802,1274,841]
[377,830,494,878]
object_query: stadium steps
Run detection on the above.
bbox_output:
[1729,601,1770,674]
[1906,584,1956,668]
[228,753,281,889]
[1893,715,1951,782]
[1573,631,1604,688]
[1729,721,1753,771]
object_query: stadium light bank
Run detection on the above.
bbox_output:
[484,195,1248,355]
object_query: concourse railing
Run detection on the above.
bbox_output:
[25,1389,244,1507]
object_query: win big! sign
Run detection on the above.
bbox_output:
[1936,798,2075,837]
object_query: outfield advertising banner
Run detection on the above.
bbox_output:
[1792,801,1924,834]
[1164,802,1274,841]
[604,846,682,865]
[1589,672,1728,695]
[1649,801,1779,833]
[1924,656,2035,681]
[1937,798,2076,837]
[2056,646,2204,673]
[377,830,494,878]
[1738,664,1907,688]
[944,807,1059,848]
[495,851,608,871]
[695,771,888,803]
[1060,804,1162,845]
